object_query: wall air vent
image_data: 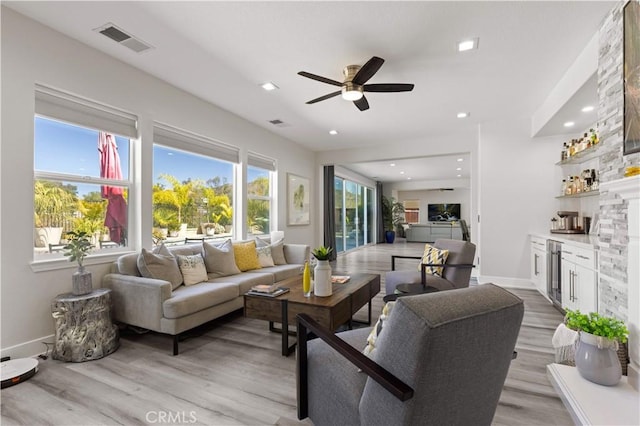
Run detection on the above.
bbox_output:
[95,23,153,54]
[268,119,290,128]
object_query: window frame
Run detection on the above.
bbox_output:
[152,123,239,245]
[246,153,276,237]
[32,87,137,268]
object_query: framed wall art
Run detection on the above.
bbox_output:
[624,0,640,155]
[287,173,310,225]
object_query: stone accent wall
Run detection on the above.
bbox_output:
[597,0,640,320]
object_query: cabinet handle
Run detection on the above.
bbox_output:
[534,254,539,275]
[576,254,590,260]
[569,270,574,302]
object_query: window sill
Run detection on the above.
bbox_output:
[30,250,134,273]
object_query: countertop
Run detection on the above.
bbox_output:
[530,232,598,249]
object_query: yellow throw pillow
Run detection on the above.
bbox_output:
[233,241,262,272]
[363,301,396,358]
[418,244,450,277]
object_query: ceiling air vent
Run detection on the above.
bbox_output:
[268,119,290,128]
[95,23,153,53]
[439,188,455,191]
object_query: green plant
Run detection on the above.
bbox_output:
[564,309,629,343]
[34,180,77,227]
[63,231,93,268]
[381,196,405,232]
[312,246,333,261]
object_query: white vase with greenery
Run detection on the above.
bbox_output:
[312,246,333,297]
[63,231,94,296]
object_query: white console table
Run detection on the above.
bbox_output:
[547,363,639,425]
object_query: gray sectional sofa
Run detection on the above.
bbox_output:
[103,239,310,354]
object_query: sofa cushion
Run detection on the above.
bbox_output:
[209,272,274,294]
[137,248,183,290]
[233,240,262,272]
[117,252,140,276]
[167,244,203,257]
[257,237,287,265]
[419,244,449,277]
[177,254,208,286]
[163,281,239,319]
[246,264,302,282]
[203,239,242,278]
[256,245,275,267]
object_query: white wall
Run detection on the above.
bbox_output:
[0,8,316,357]
[478,117,564,285]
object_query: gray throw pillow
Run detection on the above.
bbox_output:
[203,239,242,277]
[137,247,183,290]
[256,237,286,265]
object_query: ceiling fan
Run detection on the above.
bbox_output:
[298,56,414,111]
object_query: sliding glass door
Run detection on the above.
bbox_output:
[334,176,374,254]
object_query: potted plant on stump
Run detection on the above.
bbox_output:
[63,231,94,296]
[565,309,629,386]
[312,246,334,297]
[381,196,405,243]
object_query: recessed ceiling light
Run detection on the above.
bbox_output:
[457,158,463,162]
[458,38,479,52]
[407,177,412,180]
[457,174,462,177]
[400,171,405,175]
[582,105,594,112]
[564,121,575,127]
[261,82,278,91]
[329,130,338,135]
[390,163,396,167]
[457,112,469,118]
[456,167,462,171]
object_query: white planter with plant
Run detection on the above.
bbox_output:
[565,309,629,386]
[63,231,94,296]
[312,246,333,297]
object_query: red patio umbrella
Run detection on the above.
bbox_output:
[98,132,127,244]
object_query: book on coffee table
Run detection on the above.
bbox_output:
[331,275,350,284]
[250,283,281,293]
[246,287,290,297]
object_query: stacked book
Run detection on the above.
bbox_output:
[246,283,290,297]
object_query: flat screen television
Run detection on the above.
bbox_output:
[428,203,461,222]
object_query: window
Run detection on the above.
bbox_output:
[152,124,238,245]
[404,200,420,224]
[34,86,135,260]
[334,177,374,253]
[247,153,275,236]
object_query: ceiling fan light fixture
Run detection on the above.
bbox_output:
[341,83,363,101]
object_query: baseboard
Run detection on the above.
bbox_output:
[478,275,535,290]
[0,334,54,359]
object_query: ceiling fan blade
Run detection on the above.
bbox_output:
[306,90,342,104]
[352,56,385,85]
[363,83,415,92]
[298,71,342,87]
[354,96,369,111]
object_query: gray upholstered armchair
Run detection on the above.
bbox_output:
[385,239,476,295]
[296,284,524,426]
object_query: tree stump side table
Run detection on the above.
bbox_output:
[51,288,119,362]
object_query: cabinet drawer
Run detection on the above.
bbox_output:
[573,246,595,269]
[531,236,547,249]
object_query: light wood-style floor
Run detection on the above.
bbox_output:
[1,241,572,425]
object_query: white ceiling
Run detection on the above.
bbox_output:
[5,1,612,184]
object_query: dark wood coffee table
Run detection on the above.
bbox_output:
[243,272,380,356]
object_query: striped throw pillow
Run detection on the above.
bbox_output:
[418,244,450,277]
